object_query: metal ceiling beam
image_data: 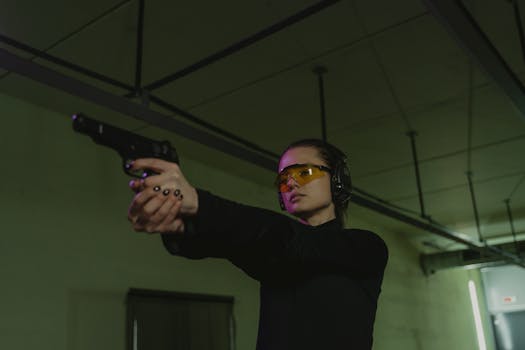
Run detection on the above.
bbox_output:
[0,47,276,171]
[0,34,279,159]
[143,0,342,92]
[148,94,279,159]
[1,48,523,267]
[0,33,134,91]
[423,0,525,122]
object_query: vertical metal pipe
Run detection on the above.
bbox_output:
[504,199,520,256]
[512,0,525,64]
[406,130,427,218]
[135,0,145,94]
[467,58,474,172]
[313,66,328,142]
[466,171,484,242]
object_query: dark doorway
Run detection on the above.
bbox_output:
[127,288,235,350]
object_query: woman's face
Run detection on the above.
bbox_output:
[278,146,335,224]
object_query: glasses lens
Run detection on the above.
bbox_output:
[275,164,328,192]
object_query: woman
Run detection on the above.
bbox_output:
[128,139,388,350]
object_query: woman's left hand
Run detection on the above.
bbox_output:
[127,158,198,234]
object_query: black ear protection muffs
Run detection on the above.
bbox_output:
[330,156,352,205]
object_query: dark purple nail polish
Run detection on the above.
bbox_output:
[125,160,135,169]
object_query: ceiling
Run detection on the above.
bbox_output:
[1,0,524,254]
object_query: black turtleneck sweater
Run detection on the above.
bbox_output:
[162,190,388,350]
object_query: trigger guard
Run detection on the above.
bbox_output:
[123,160,158,178]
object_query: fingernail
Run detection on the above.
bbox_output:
[153,186,161,192]
[129,180,135,187]
[174,189,181,196]
[125,160,135,169]
[162,189,170,196]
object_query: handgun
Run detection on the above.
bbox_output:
[72,113,179,178]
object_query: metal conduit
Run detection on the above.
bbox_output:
[134,0,145,93]
[313,66,328,142]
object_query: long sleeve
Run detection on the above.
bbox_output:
[163,190,387,349]
[162,189,388,283]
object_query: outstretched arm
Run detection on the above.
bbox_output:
[126,159,388,282]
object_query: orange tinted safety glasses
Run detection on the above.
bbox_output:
[275,164,331,193]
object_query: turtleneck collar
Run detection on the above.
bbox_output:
[296,217,342,231]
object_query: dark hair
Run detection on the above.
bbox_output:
[281,139,352,225]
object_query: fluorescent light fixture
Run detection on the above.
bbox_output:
[469,280,487,350]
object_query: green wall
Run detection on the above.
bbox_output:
[367,215,495,350]
[0,92,493,349]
